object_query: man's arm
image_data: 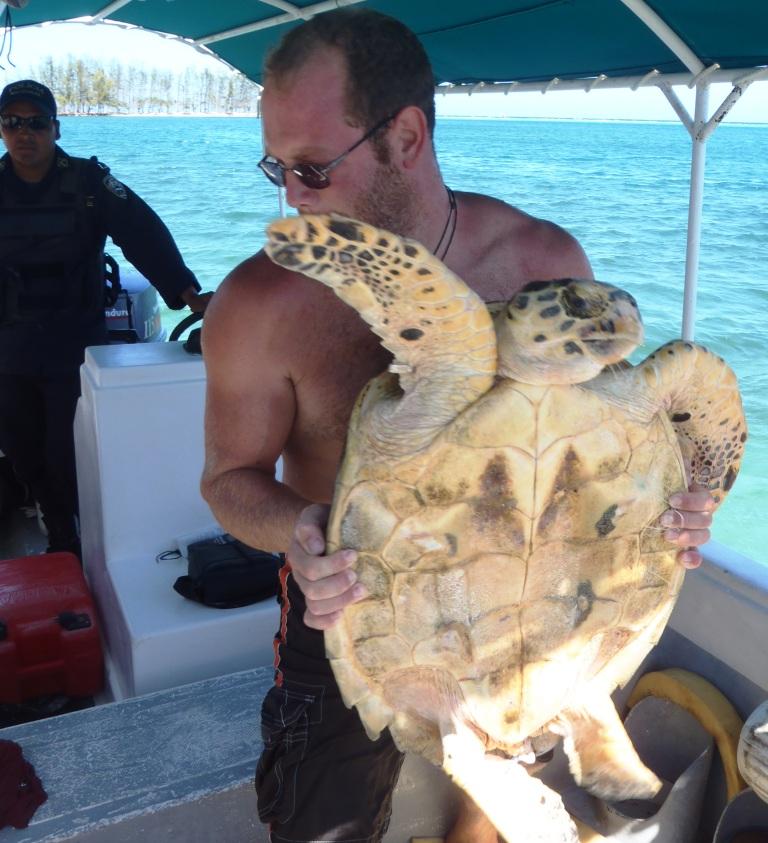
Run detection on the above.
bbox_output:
[96,167,201,308]
[200,254,308,552]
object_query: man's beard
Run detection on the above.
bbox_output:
[352,159,419,238]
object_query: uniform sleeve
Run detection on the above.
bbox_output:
[95,168,200,310]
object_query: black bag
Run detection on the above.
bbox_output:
[173,534,282,609]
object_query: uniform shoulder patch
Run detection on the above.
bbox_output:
[103,173,127,199]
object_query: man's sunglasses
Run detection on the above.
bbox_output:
[0,114,55,132]
[258,112,397,191]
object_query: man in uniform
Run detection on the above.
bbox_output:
[201,10,716,842]
[0,79,210,558]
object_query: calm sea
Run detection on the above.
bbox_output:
[59,115,767,563]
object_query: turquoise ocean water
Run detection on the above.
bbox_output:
[58,116,767,564]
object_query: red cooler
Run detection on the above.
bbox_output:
[0,553,104,703]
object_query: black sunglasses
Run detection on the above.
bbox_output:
[258,112,397,190]
[0,114,55,132]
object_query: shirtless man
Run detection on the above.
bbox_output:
[201,9,715,842]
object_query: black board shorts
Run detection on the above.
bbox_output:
[255,562,405,842]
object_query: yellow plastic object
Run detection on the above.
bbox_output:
[574,818,608,841]
[627,667,746,800]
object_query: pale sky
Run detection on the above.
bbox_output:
[1,20,766,124]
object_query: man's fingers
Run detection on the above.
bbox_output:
[293,565,358,601]
[304,609,344,631]
[288,547,358,582]
[676,548,703,570]
[661,510,713,531]
[287,502,365,630]
[297,525,325,555]
[294,503,330,554]
[664,486,715,570]
[302,586,369,631]
[296,502,330,528]
[668,490,717,512]
[664,528,711,547]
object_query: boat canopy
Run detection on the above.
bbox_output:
[4,0,768,339]
[5,0,768,91]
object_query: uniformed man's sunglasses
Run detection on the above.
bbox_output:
[258,112,397,191]
[0,114,55,132]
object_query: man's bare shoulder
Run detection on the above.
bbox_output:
[456,192,594,283]
[210,250,304,314]
[202,251,316,374]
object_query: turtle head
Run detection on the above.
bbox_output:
[493,278,643,385]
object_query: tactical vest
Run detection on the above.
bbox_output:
[0,152,105,326]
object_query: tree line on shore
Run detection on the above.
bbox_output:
[33,56,261,115]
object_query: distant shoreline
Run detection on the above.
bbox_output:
[439,114,768,127]
[58,111,768,127]
[60,111,259,118]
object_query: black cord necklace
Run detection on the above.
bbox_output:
[433,186,457,261]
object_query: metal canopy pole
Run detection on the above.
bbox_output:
[658,72,763,340]
[616,2,766,341]
[198,0,364,45]
[682,84,709,342]
[92,0,133,20]
[619,0,706,339]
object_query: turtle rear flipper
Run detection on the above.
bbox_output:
[555,692,661,801]
[442,720,579,843]
[383,667,579,842]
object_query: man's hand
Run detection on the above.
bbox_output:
[286,503,368,630]
[181,287,214,313]
[662,484,716,570]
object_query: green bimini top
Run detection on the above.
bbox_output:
[8,0,768,90]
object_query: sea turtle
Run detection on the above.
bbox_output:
[265,213,746,842]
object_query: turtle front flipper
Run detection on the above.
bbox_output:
[588,340,746,506]
[265,214,496,450]
[649,341,746,504]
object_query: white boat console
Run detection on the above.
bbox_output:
[73,341,280,700]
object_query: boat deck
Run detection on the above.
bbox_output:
[0,667,457,843]
[0,506,47,561]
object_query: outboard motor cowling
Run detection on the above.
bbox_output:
[105,268,165,343]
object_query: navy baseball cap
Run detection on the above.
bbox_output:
[0,80,57,117]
